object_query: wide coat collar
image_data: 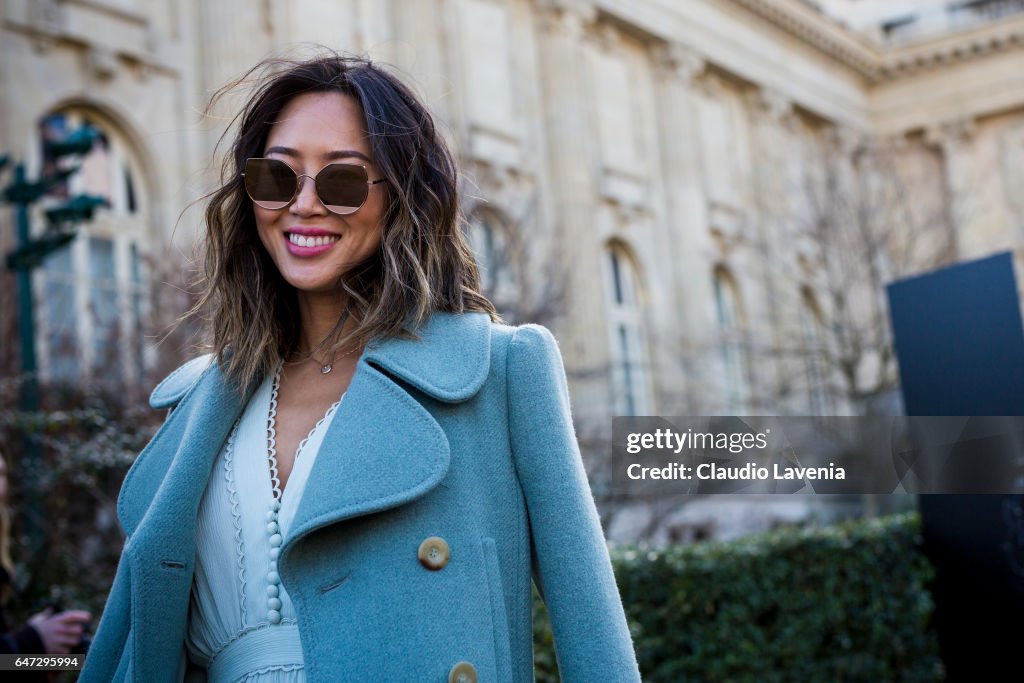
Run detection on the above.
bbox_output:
[117,310,492,555]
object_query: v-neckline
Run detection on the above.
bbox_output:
[265,361,344,504]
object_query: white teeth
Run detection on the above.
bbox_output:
[288,233,340,247]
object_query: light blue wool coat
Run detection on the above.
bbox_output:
[80,312,642,682]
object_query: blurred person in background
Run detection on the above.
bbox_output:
[0,450,92,660]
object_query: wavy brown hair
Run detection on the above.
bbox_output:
[185,51,498,391]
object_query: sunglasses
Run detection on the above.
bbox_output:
[242,157,386,215]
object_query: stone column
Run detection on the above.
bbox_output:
[927,117,978,259]
[197,0,273,152]
[197,0,262,96]
[532,0,607,415]
[651,41,718,413]
[742,85,799,411]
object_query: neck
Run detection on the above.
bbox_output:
[295,289,350,358]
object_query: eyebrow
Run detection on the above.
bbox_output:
[264,145,373,164]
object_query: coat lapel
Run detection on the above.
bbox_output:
[115,311,491,675]
[283,311,492,550]
[282,359,451,550]
[120,312,490,546]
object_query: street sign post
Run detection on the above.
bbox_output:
[1,125,108,558]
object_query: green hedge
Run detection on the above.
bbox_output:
[533,512,942,682]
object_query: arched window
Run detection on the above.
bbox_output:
[604,242,651,415]
[800,287,834,416]
[466,212,499,293]
[712,267,748,413]
[36,109,150,386]
[39,114,139,214]
[466,209,523,319]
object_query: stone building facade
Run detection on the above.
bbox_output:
[2,0,1023,540]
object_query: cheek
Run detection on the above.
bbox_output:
[364,193,388,241]
[254,207,278,249]
[361,217,384,252]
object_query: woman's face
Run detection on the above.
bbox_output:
[253,91,386,295]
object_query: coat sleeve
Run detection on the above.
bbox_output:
[79,548,132,679]
[79,545,132,682]
[506,324,641,683]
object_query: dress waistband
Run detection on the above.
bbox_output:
[206,623,304,683]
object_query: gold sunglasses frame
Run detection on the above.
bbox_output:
[241,157,386,216]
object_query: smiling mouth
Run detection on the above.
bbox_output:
[285,232,341,248]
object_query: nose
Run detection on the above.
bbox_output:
[289,174,327,217]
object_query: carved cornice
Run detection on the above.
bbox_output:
[85,45,119,80]
[7,0,175,72]
[728,0,1024,83]
[747,86,794,124]
[535,0,598,38]
[878,24,1024,80]
[728,0,880,78]
[24,0,67,52]
[653,42,707,86]
[925,117,977,151]
[825,124,869,156]
[592,22,622,51]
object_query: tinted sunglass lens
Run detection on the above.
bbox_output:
[317,164,369,214]
[244,159,296,209]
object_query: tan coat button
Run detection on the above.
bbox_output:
[417,536,451,570]
[448,661,477,683]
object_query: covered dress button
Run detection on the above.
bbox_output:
[448,661,477,683]
[418,536,450,570]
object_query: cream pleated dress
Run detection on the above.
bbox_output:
[186,362,343,682]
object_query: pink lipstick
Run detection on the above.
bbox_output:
[284,227,341,257]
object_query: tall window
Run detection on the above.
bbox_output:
[35,110,149,385]
[604,242,651,415]
[466,210,522,318]
[466,213,498,292]
[43,247,78,381]
[88,236,121,382]
[713,267,748,414]
[800,287,834,416]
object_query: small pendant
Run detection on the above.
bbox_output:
[321,364,333,374]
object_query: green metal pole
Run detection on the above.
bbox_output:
[13,162,43,558]
[14,164,39,412]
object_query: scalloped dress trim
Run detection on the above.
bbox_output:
[267,361,283,501]
[222,417,248,624]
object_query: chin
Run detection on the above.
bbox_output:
[290,279,345,295]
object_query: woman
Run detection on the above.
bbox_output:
[0,450,91,666]
[81,53,640,682]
